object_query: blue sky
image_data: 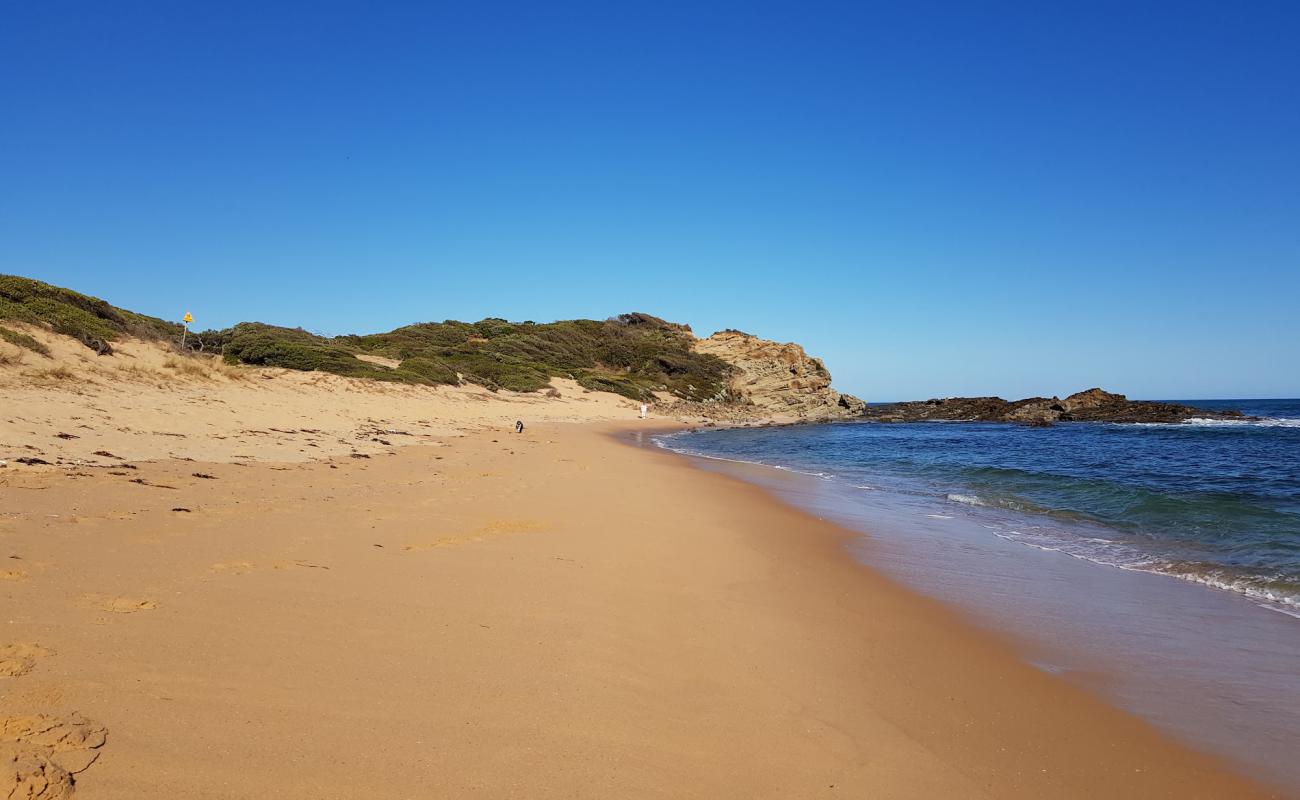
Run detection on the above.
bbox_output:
[3,1,1297,400]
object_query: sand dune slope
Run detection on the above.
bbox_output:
[1,325,642,466]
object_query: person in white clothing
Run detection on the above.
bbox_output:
[639,403,648,419]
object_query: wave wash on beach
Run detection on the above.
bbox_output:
[654,403,1300,790]
[661,399,1300,614]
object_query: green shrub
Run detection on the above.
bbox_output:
[447,352,553,392]
[576,372,654,401]
[0,274,182,352]
[0,298,41,325]
[0,274,124,321]
[390,356,459,386]
[22,297,120,344]
[221,323,378,376]
[344,312,732,399]
[0,325,51,356]
[121,309,185,340]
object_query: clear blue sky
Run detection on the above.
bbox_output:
[3,1,1297,400]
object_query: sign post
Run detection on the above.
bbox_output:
[181,312,193,350]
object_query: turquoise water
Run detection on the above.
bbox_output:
[657,399,1300,614]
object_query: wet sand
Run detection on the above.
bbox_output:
[665,444,1300,792]
[0,422,1281,798]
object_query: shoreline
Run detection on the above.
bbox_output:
[649,423,1300,791]
[651,422,1300,616]
[0,421,1281,797]
[623,426,1291,797]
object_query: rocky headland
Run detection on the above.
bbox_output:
[692,329,865,421]
[859,388,1246,426]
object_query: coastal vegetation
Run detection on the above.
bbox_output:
[1,275,733,402]
[0,325,51,357]
[0,274,180,353]
[211,313,733,400]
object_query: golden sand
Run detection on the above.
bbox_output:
[0,330,1278,798]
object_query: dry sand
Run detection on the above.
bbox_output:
[0,324,647,466]
[0,331,1282,798]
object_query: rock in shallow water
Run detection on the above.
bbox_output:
[860,388,1246,425]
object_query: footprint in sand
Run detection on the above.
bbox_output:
[402,518,545,552]
[1,569,28,582]
[104,597,157,614]
[477,519,545,536]
[210,561,257,575]
[80,595,158,614]
[402,535,474,552]
[0,713,108,798]
[270,560,331,571]
[0,644,55,678]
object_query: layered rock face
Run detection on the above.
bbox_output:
[692,330,864,420]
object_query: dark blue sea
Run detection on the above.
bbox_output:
[658,399,1300,614]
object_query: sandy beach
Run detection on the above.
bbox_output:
[0,357,1281,798]
[7,2,1295,793]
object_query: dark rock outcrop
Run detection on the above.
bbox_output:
[838,393,866,414]
[860,388,1245,425]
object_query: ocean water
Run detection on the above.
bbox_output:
[658,399,1300,615]
[647,399,1300,790]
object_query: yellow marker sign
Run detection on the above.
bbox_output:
[183,312,193,324]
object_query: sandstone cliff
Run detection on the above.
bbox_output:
[691,330,864,420]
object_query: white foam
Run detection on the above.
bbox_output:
[1185,417,1300,428]
[1133,417,1300,429]
[651,436,836,480]
[946,493,985,506]
[651,439,768,467]
[984,527,1300,616]
[924,514,953,519]
[772,465,837,479]
[1125,565,1300,614]
[1259,603,1300,619]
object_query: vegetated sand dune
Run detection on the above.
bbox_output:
[0,323,1280,799]
[0,323,646,466]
